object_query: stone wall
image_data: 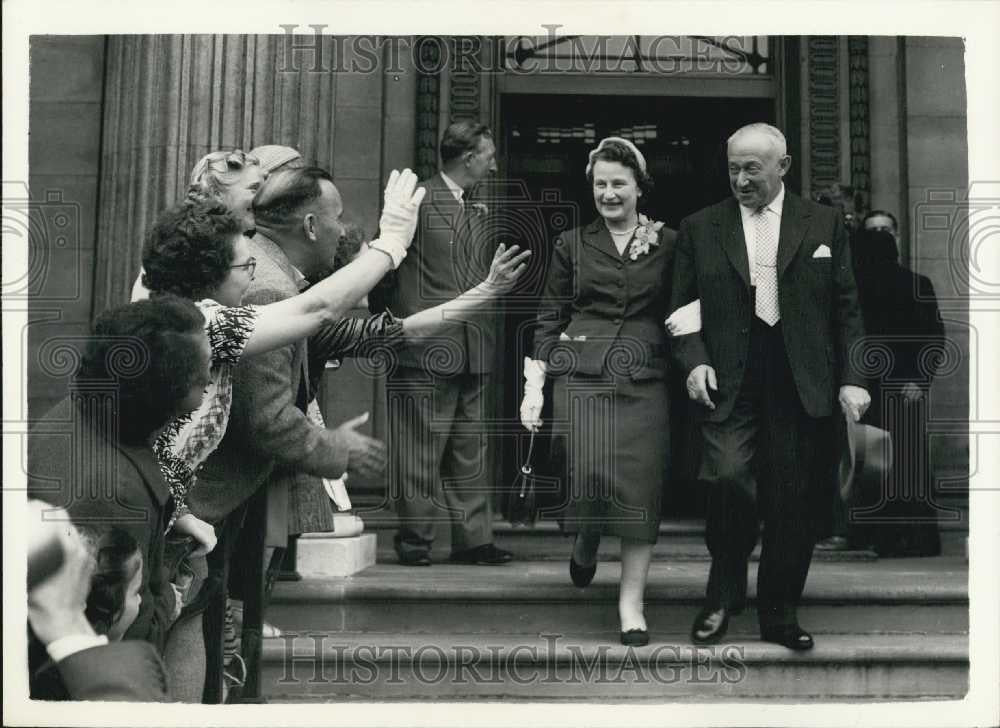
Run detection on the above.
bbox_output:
[26,36,105,420]
[903,37,969,489]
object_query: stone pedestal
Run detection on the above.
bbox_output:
[296,532,377,577]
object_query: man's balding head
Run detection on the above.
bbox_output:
[727,123,791,209]
[252,166,344,278]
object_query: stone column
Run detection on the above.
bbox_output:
[92,33,347,314]
[92,33,415,558]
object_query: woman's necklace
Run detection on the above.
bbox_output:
[607,223,638,238]
[607,222,638,254]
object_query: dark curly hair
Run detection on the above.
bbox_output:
[142,198,242,300]
[585,140,655,198]
[79,526,141,636]
[76,295,206,443]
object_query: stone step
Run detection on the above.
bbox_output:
[267,559,968,636]
[350,511,967,565]
[260,632,968,701]
[356,514,878,562]
[371,533,880,563]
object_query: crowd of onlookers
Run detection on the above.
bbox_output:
[25,134,529,702]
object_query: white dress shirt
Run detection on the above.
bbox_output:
[739,183,785,285]
[47,633,110,663]
[440,171,465,206]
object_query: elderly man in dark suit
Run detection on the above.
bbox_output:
[387,121,513,566]
[670,123,870,650]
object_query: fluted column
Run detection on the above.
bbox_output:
[93,33,350,315]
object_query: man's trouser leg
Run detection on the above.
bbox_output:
[441,372,493,553]
[753,320,829,630]
[389,365,460,560]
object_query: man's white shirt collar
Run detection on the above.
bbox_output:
[440,171,464,205]
[290,264,308,291]
[741,183,785,217]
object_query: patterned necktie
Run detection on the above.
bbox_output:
[754,207,780,326]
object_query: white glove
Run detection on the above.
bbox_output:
[369,168,426,268]
[665,298,702,337]
[520,357,547,432]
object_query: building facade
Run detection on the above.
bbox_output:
[23,34,969,510]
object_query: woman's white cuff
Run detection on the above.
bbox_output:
[523,357,547,390]
[369,239,407,269]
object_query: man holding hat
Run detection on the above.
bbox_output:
[669,123,870,650]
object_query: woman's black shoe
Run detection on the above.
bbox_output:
[569,556,597,588]
[620,628,650,647]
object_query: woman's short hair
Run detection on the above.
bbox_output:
[79,527,142,636]
[142,199,242,300]
[77,296,206,442]
[585,139,655,197]
[188,149,261,200]
[439,121,493,166]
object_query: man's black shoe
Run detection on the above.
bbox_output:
[761,624,814,650]
[398,552,432,567]
[449,544,513,565]
[690,606,730,645]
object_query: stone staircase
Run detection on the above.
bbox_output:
[257,512,969,702]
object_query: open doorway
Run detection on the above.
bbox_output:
[496,93,775,516]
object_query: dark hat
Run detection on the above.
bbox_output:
[837,412,893,501]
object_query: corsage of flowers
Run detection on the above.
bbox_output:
[469,202,489,217]
[628,214,664,261]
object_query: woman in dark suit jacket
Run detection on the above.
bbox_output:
[521,138,676,646]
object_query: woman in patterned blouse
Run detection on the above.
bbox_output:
[142,196,530,554]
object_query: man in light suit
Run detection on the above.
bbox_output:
[190,166,392,543]
[190,166,420,697]
[388,121,513,566]
[669,123,870,649]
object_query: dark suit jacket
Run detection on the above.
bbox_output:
[669,192,866,421]
[853,232,945,428]
[853,232,945,388]
[30,639,171,702]
[534,218,676,380]
[191,233,351,544]
[386,173,497,374]
[27,398,177,651]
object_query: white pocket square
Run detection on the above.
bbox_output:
[559,332,587,342]
[812,245,832,258]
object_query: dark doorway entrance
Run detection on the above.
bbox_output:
[496,93,775,517]
[503,93,775,229]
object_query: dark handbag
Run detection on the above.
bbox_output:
[508,431,540,527]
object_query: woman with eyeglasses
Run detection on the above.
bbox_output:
[142,192,529,546]
[132,149,268,301]
[135,170,423,700]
